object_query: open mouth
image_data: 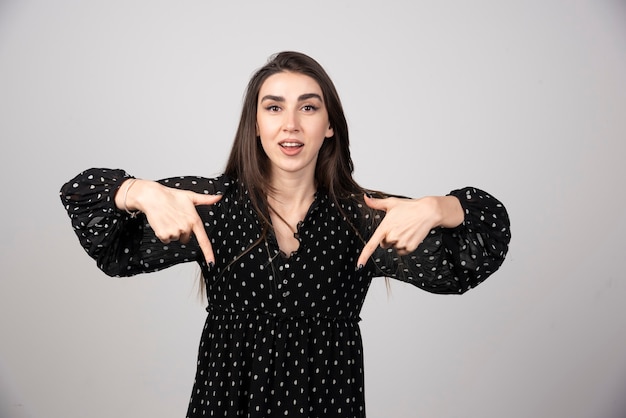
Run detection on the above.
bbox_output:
[279,141,304,148]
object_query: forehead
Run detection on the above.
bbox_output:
[259,72,323,99]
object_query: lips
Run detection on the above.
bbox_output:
[279,140,303,148]
[278,139,304,156]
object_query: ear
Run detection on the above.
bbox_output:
[325,125,334,139]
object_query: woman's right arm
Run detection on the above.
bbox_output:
[59,168,222,277]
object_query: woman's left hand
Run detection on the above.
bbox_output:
[356,194,464,269]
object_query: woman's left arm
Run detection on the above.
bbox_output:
[358,188,511,294]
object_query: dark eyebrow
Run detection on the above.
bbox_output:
[260,93,323,103]
[298,93,323,102]
[260,95,284,102]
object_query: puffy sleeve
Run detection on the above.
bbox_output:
[368,187,511,294]
[59,167,228,277]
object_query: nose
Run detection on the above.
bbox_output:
[282,109,300,132]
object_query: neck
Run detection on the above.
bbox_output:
[266,171,316,238]
[268,170,317,208]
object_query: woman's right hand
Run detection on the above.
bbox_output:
[115,179,223,266]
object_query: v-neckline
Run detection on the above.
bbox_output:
[267,190,322,258]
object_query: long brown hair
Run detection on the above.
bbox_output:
[197,52,389,297]
[224,51,365,226]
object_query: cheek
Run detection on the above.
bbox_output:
[258,136,270,152]
[257,133,276,158]
[256,117,278,138]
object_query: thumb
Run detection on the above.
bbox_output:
[363,193,390,212]
[191,192,223,206]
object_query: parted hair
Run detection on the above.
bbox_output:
[202,52,392,296]
[224,51,367,226]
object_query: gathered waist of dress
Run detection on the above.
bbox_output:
[205,303,361,324]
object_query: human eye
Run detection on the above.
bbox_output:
[265,104,281,112]
[301,104,319,112]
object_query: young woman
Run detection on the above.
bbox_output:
[60,51,511,417]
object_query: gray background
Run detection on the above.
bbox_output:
[1,1,626,417]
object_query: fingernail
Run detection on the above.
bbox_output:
[365,192,372,198]
[356,264,364,271]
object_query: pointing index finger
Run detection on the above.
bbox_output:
[357,225,386,269]
[189,192,221,267]
[192,218,215,267]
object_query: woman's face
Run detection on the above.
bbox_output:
[256,71,334,181]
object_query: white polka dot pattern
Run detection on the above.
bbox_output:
[60,168,511,417]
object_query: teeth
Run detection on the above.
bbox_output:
[281,142,302,147]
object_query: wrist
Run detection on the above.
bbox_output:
[435,195,464,228]
[115,178,143,217]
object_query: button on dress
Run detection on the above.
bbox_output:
[60,168,511,417]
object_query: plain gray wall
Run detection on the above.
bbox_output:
[1,1,625,417]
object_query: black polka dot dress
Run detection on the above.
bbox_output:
[60,168,511,417]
